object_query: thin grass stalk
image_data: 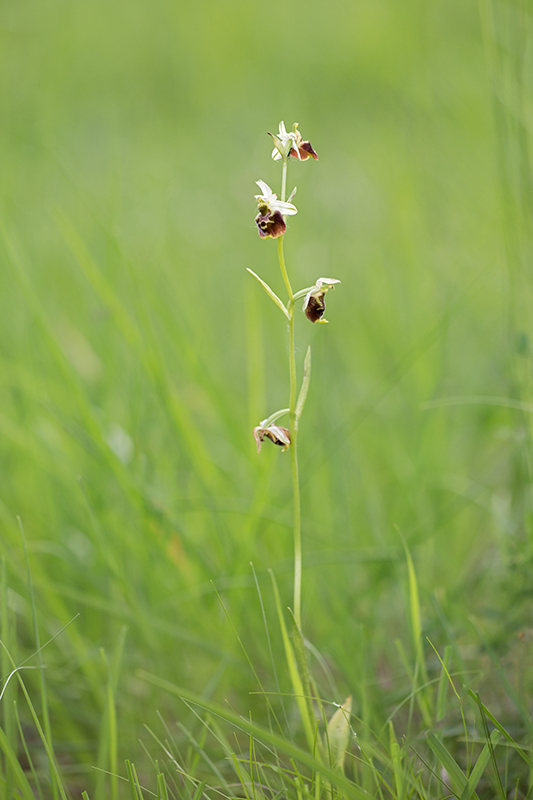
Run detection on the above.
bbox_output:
[19,517,59,800]
[1,556,15,799]
[14,704,45,800]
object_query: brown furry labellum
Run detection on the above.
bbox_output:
[304,293,326,322]
[302,278,341,324]
[255,205,286,239]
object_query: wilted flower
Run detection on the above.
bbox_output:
[255,180,298,239]
[253,424,291,453]
[268,122,318,162]
[303,277,341,323]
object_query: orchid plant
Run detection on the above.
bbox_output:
[249,121,340,630]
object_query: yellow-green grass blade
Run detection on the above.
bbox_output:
[137,670,373,800]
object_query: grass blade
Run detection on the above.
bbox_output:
[0,724,38,800]
[426,733,470,796]
[459,730,501,800]
[137,669,372,800]
[270,571,316,752]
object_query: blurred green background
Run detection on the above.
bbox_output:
[1,0,533,794]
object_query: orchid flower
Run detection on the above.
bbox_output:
[252,424,291,453]
[268,122,318,162]
[303,277,341,323]
[254,180,297,239]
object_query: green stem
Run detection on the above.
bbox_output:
[289,324,302,629]
[277,234,293,301]
[281,157,288,202]
[277,232,302,629]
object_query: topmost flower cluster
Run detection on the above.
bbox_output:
[268,121,318,162]
[254,121,318,239]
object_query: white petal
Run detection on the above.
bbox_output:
[255,179,271,195]
[302,290,314,311]
[255,180,277,204]
[270,199,298,215]
[269,425,290,446]
[316,277,341,286]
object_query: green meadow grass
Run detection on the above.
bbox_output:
[1,0,533,797]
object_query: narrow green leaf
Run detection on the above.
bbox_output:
[388,721,404,800]
[295,347,311,424]
[19,517,59,800]
[270,572,315,753]
[474,694,506,800]
[426,734,469,794]
[125,760,144,800]
[247,269,290,319]
[13,698,45,800]
[0,726,36,800]
[9,667,68,800]
[398,530,432,727]
[191,780,207,800]
[157,772,170,800]
[467,618,533,736]
[404,542,422,661]
[288,609,317,748]
[233,751,253,800]
[137,670,371,800]
[1,557,16,800]
[434,644,454,720]
[459,730,501,800]
[177,718,227,785]
[107,654,119,800]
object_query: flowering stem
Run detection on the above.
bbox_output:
[281,158,288,203]
[289,320,302,629]
[277,235,293,301]
[277,232,302,629]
